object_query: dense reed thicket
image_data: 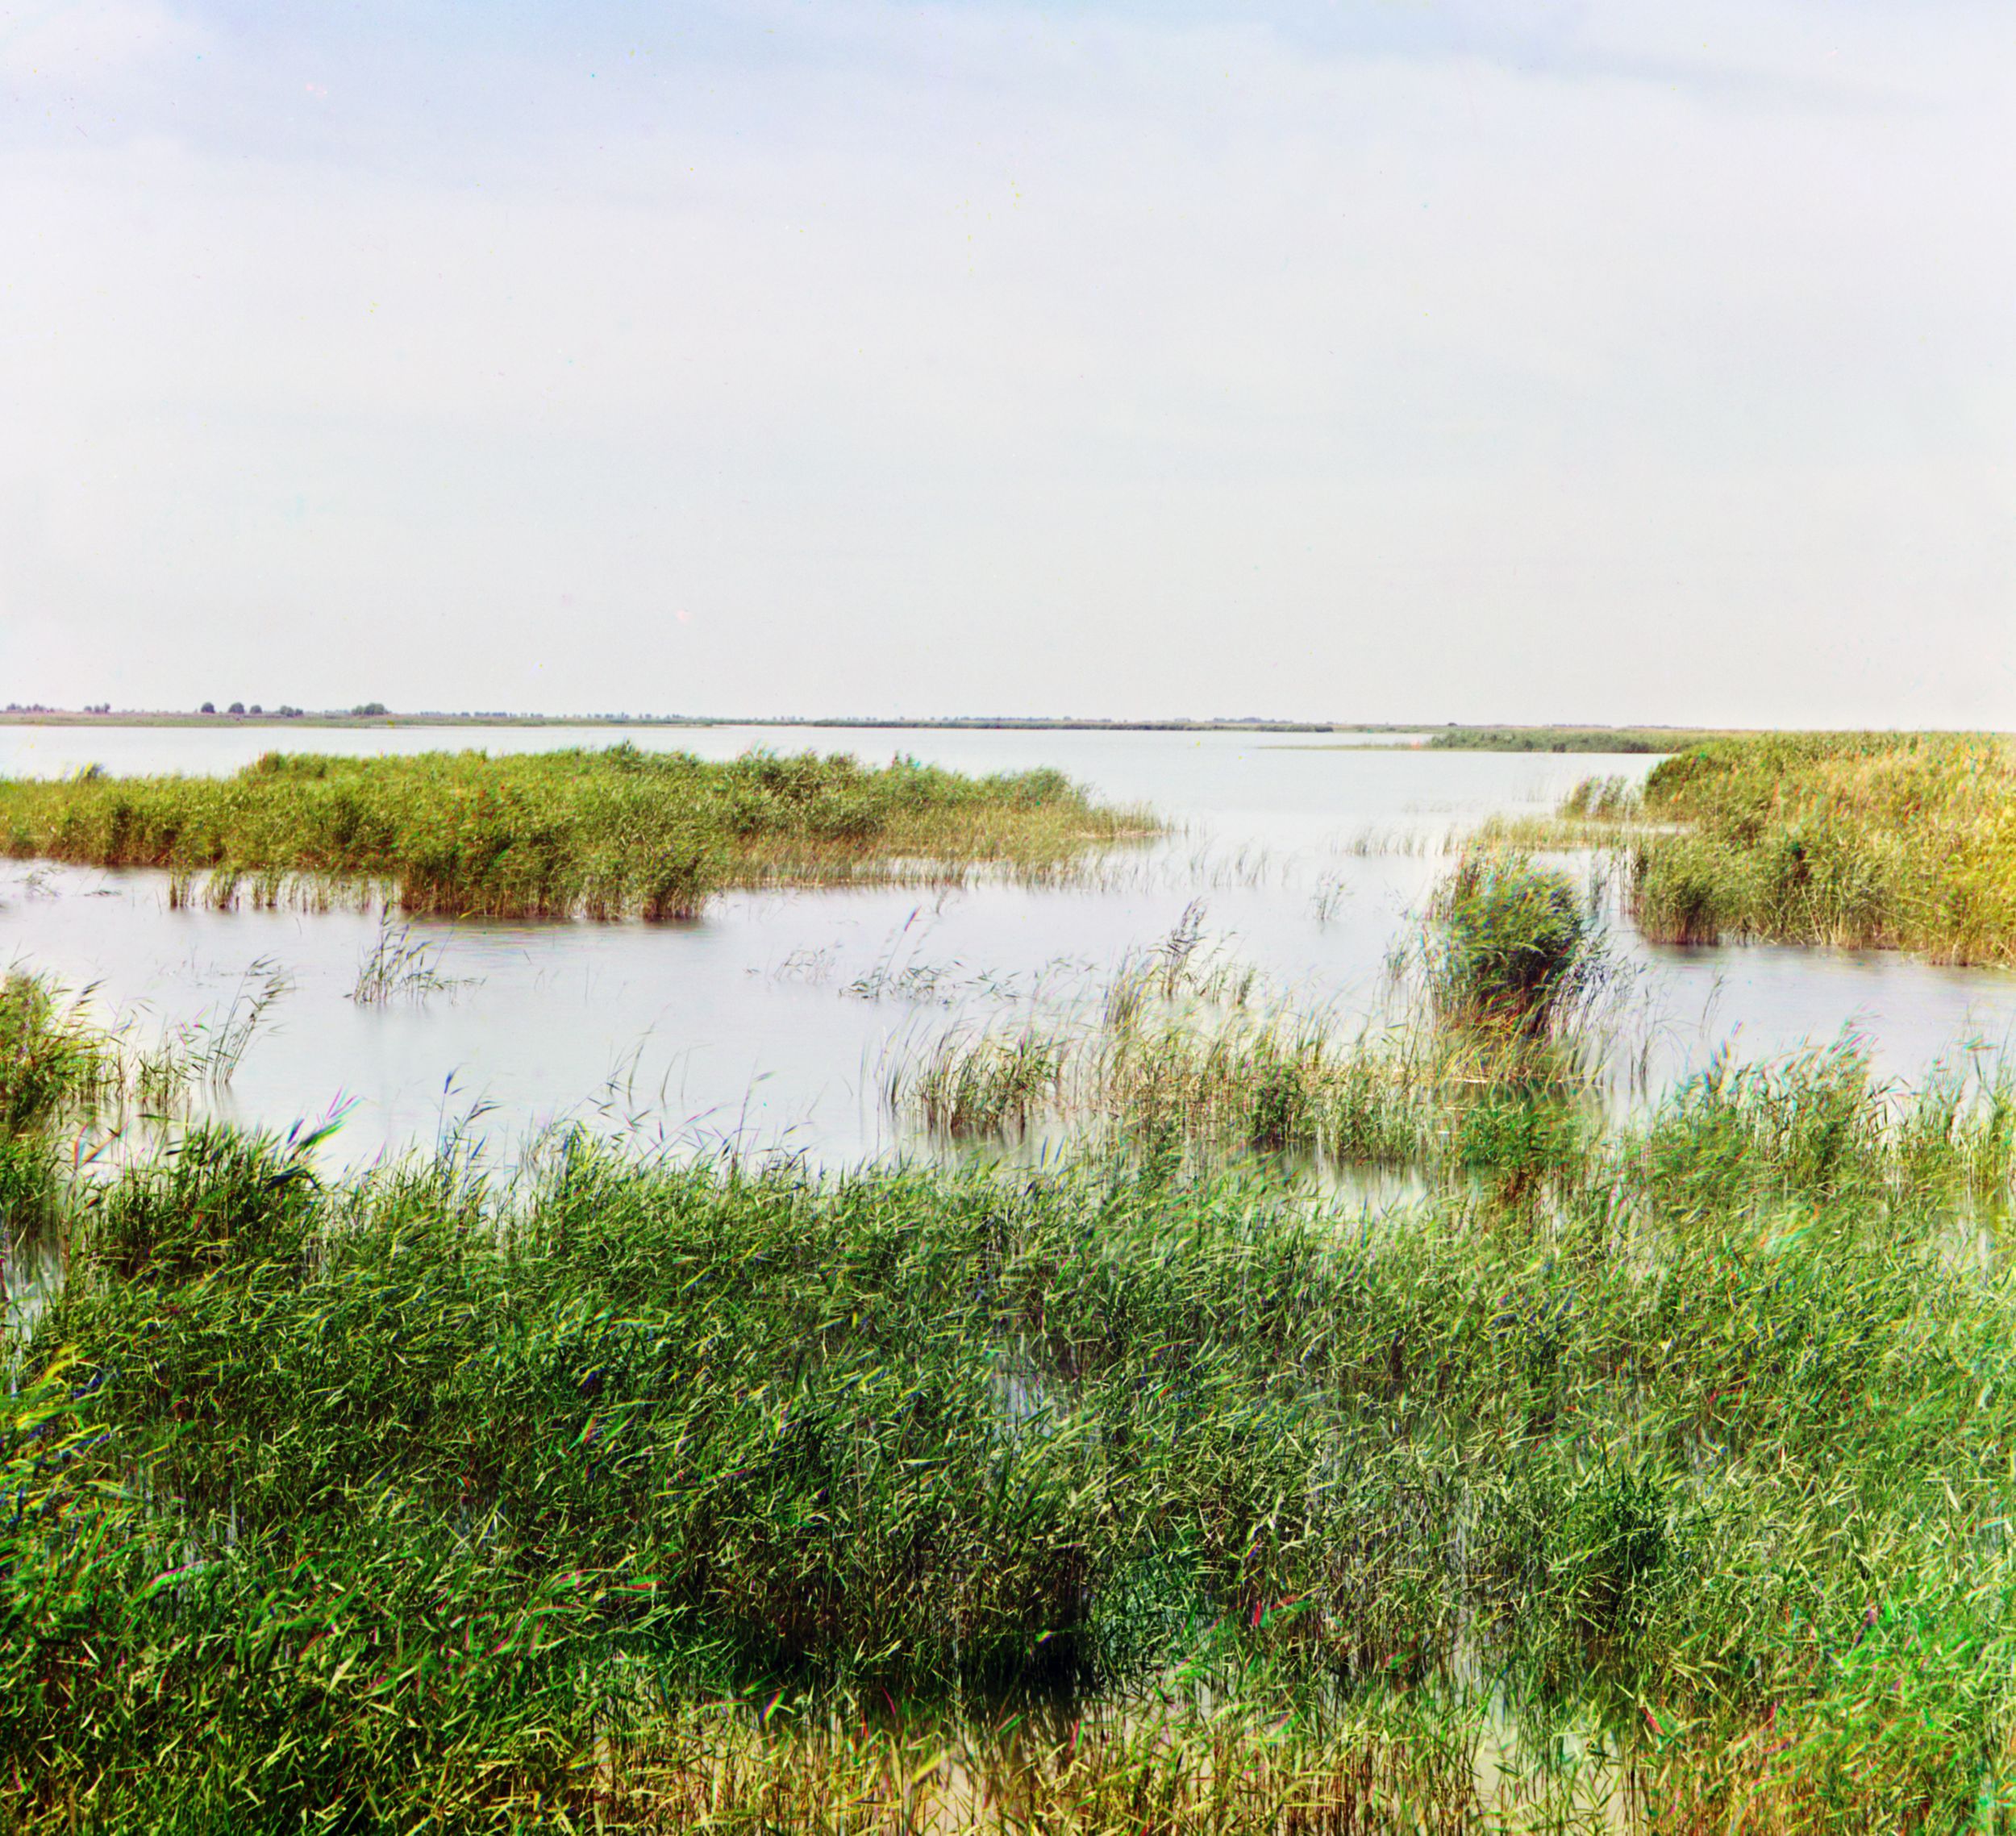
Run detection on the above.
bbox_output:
[0,972,114,1243]
[0,972,111,1132]
[1568,731,2016,962]
[0,746,1148,919]
[10,1047,2016,1829]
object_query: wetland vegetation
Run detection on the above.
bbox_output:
[1422,727,1733,755]
[1530,731,2016,964]
[894,854,1620,1175]
[10,846,2016,1829]
[0,747,1149,920]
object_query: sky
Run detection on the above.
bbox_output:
[0,0,2010,726]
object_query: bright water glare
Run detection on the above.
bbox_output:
[2,723,2013,1167]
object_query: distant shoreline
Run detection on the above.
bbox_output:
[0,710,1718,739]
[0,710,1381,733]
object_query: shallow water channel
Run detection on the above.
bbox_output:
[4,722,2014,1169]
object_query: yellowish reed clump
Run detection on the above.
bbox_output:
[569,1688,1596,1832]
[1547,731,2016,964]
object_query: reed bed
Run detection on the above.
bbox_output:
[10,1039,2016,1827]
[0,746,1153,921]
[0,970,114,1132]
[0,964,297,1277]
[10,854,2016,1827]
[1,970,125,1255]
[1540,732,2016,964]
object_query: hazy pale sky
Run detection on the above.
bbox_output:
[2,1,2010,724]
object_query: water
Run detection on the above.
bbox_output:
[3,722,2014,1168]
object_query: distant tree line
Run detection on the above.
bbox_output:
[196,703,360,718]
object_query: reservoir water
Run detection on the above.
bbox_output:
[3,722,2012,1168]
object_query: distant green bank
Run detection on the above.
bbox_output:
[0,746,1149,918]
[1427,725,1739,753]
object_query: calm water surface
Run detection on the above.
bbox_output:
[2,724,2011,1167]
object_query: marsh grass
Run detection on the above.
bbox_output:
[12,1031,2016,1826]
[893,857,1617,1188]
[1528,733,2016,964]
[11,839,2016,1825]
[0,745,1155,922]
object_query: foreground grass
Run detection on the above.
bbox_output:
[0,746,1149,919]
[10,1056,2016,1829]
[1551,732,2016,963]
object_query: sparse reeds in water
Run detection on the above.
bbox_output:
[891,858,1611,1188]
[1339,823,1455,857]
[351,914,465,1004]
[899,1024,1067,1136]
[176,955,292,1088]
[1559,773,1640,820]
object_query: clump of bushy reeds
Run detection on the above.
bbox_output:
[0,1131,59,1239]
[0,970,111,1131]
[1559,773,1640,819]
[0,971,116,1254]
[901,1027,1064,1135]
[0,744,1154,922]
[0,965,300,1276]
[83,1119,325,1282]
[1424,852,1607,1041]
